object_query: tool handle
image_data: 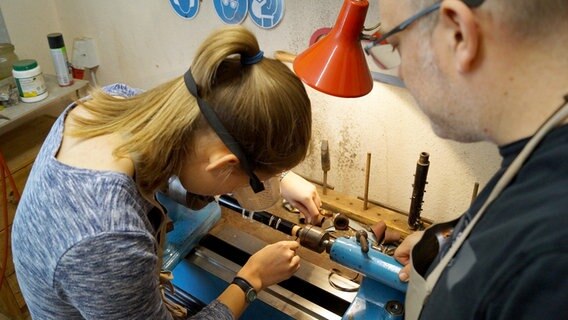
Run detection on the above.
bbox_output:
[321,140,330,172]
[356,230,369,253]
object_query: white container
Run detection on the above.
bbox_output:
[12,59,49,103]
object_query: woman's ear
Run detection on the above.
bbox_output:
[205,153,239,173]
[439,0,480,73]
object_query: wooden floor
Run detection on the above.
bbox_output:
[0,312,23,320]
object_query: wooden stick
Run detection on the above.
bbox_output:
[321,140,330,195]
[363,153,371,210]
[274,50,296,63]
[323,172,328,195]
[471,182,480,205]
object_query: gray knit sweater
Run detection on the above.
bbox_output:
[12,84,232,319]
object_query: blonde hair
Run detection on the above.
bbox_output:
[69,25,311,199]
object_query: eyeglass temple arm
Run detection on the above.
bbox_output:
[366,2,442,48]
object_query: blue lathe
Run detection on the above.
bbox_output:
[160,184,409,320]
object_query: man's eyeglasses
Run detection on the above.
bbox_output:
[364,0,485,69]
[364,2,440,69]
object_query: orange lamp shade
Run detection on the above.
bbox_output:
[293,0,373,98]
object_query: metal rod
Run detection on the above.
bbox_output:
[363,153,371,210]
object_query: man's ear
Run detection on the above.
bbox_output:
[439,0,480,73]
[205,153,239,173]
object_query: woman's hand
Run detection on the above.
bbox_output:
[237,240,300,291]
[394,231,424,282]
[280,171,322,224]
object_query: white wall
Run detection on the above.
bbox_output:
[0,0,501,222]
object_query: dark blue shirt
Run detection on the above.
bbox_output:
[421,124,568,319]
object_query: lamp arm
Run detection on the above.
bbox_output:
[360,33,377,41]
[363,21,381,32]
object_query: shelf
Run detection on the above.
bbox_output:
[0,74,89,135]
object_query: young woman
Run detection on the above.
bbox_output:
[13,26,319,319]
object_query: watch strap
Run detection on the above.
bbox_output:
[231,276,257,303]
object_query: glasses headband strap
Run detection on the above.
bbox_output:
[184,69,265,193]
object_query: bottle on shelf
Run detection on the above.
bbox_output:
[0,43,19,81]
[47,33,73,87]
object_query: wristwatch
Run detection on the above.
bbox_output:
[231,276,257,303]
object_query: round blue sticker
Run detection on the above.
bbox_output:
[170,0,200,20]
[248,0,284,29]
[214,0,249,24]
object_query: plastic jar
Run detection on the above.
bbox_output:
[0,43,19,81]
[12,59,49,103]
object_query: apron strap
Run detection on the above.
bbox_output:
[406,219,459,320]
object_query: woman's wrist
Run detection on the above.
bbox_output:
[236,270,263,292]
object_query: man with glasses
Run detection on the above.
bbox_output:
[366,0,568,319]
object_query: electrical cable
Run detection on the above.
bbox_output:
[88,67,99,87]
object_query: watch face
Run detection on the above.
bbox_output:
[246,289,257,302]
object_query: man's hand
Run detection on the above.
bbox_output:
[394,231,424,282]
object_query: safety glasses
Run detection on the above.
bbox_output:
[184,176,281,212]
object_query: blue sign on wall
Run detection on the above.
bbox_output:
[214,0,249,24]
[170,0,200,20]
[248,0,284,29]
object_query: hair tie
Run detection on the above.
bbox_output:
[241,50,264,65]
